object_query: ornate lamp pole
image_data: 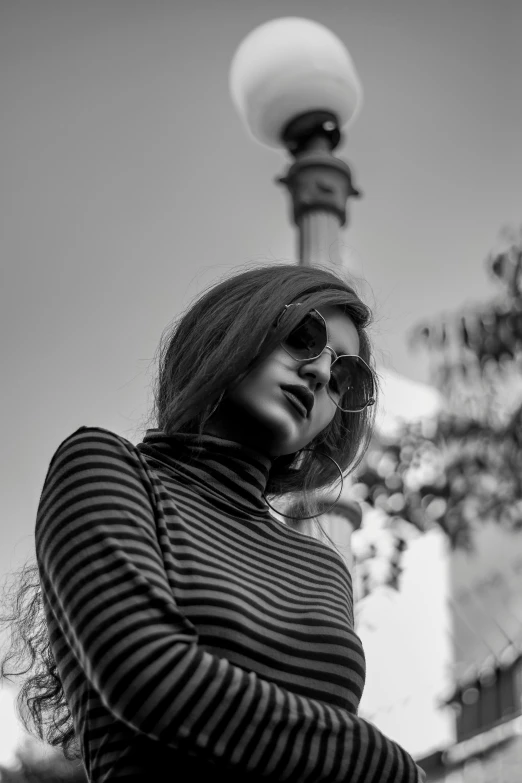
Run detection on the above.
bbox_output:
[230,17,362,267]
[229,17,364,561]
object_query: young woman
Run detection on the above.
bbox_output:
[1,264,426,782]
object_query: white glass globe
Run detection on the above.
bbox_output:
[229,17,363,149]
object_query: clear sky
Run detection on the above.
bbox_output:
[1,0,521,764]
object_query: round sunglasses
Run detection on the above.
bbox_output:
[277,303,376,413]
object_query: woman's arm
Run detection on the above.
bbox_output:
[36,427,425,783]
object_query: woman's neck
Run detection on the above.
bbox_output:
[137,429,273,518]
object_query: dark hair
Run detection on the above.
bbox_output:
[0,263,377,761]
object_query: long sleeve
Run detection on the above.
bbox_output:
[35,427,424,783]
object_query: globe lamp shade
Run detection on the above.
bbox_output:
[229,17,363,149]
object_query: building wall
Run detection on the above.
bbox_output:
[420,725,522,782]
[448,522,522,702]
[417,522,522,781]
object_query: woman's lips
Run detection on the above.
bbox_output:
[282,389,308,418]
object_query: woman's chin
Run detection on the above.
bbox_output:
[210,397,309,456]
[254,409,309,456]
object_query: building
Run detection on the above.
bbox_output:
[416,521,522,781]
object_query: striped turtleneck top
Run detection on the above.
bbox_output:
[35,426,424,783]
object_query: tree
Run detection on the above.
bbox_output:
[354,226,522,594]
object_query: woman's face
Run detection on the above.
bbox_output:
[205,305,361,458]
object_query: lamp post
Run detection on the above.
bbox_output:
[229,17,364,560]
[229,17,363,266]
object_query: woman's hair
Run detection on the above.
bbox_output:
[0,263,377,761]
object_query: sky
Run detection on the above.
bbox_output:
[1,0,522,767]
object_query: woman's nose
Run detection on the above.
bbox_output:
[299,350,333,389]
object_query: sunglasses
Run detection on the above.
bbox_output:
[278,303,376,413]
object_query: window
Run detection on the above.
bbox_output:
[498,666,517,720]
[457,686,480,740]
[455,661,520,742]
[480,670,498,728]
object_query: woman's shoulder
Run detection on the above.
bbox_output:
[47,426,142,468]
[58,425,135,446]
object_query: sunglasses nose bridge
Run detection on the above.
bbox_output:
[323,344,337,362]
[312,347,339,383]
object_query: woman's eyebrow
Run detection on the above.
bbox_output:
[337,345,356,356]
[330,335,357,356]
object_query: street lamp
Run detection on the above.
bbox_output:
[230,17,363,267]
[229,16,364,555]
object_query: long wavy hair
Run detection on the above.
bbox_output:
[0,263,378,762]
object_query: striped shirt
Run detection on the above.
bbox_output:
[35,426,424,783]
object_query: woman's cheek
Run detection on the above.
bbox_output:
[313,409,334,439]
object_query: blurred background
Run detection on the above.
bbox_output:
[1,1,522,781]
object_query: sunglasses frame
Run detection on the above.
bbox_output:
[278,303,376,413]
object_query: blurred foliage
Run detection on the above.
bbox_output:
[353,226,522,594]
[355,406,522,547]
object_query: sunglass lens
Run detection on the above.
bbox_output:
[331,356,374,410]
[283,313,326,360]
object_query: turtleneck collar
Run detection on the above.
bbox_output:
[137,429,273,518]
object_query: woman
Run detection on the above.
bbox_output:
[1,264,426,782]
